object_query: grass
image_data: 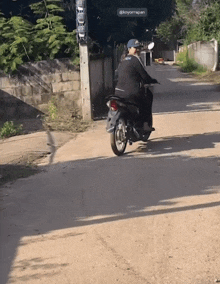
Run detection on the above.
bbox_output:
[193,70,220,84]
[176,49,207,74]
[0,121,23,139]
[48,99,58,120]
[43,112,91,133]
[192,64,207,75]
[175,48,220,83]
[42,98,92,133]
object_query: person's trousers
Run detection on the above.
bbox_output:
[139,88,153,126]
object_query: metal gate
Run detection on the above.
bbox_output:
[89,55,114,120]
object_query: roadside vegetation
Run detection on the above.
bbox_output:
[156,0,220,46]
[43,114,91,133]
[194,70,220,84]
[0,121,23,139]
[0,1,89,138]
[42,98,91,133]
[176,48,207,74]
[175,48,220,83]
[0,0,79,74]
[156,0,220,79]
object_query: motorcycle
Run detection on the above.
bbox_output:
[106,84,156,156]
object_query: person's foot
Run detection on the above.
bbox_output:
[143,122,155,132]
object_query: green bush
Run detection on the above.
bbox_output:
[176,49,207,74]
[156,1,220,49]
[0,121,23,138]
[193,63,207,75]
[176,48,187,63]
[0,1,79,74]
[181,57,198,73]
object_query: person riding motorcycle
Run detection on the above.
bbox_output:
[115,39,158,131]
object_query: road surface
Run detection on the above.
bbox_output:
[1,64,220,284]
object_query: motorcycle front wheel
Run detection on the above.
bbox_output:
[110,118,127,156]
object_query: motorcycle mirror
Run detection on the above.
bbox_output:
[148,42,154,50]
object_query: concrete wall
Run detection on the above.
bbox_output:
[0,59,81,121]
[181,40,218,71]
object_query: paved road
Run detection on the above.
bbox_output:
[1,64,220,284]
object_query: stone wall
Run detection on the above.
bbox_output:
[0,59,81,121]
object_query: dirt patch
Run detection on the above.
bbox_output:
[167,62,220,84]
[0,115,91,186]
[43,114,91,133]
[0,116,91,137]
[194,70,220,84]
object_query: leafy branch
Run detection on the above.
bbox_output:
[0,0,79,74]
[156,0,220,46]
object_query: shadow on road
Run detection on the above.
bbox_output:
[135,131,220,157]
[1,130,220,283]
[147,64,220,114]
[0,165,40,187]
[153,85,220,114]
[1,63,220,283]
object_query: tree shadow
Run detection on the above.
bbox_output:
[1,130,220,283]
[153,85,220,114]
[0,164,40,187]
[135,131,220,157]
[0,90,43,121]
[1,63,220,283]
[7,257,69,283]
[147,64,220,114]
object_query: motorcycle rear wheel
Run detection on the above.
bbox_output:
[110,118,127,156]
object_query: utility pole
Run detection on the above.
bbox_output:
[79,44,91,120]
[76,0,91,120]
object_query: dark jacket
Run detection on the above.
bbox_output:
[115,55,155,104]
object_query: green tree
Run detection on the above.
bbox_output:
[0,13,33,72]
[0,1,79,73]
[195,1,220,42]
[156,0,220,45]
[30,0,79,61]
[156,14,185,48]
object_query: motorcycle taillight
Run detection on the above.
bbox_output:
[110,100,118,111]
